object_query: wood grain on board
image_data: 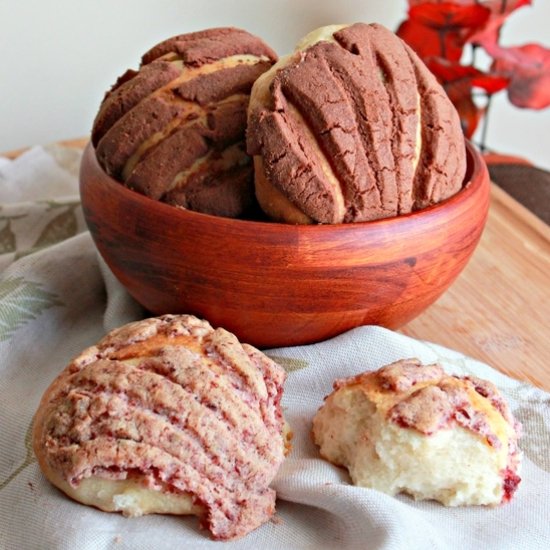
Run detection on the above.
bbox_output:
[403,183,550,390]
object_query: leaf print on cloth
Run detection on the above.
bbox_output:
[0,419,36,491]
[267,354,309,373]
[0,220,16,254]
[33,204,79,249]
[0,276,63,342]
[514,402,550,472]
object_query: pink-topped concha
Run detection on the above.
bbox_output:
[33,314,288,540]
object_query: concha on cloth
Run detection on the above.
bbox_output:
[312,358,521,506]
[32,314,287,540]
[92,27,277,218]
[247,23,467,224]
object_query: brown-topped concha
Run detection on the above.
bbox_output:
[247,23,467,224]
[92,27,277,218]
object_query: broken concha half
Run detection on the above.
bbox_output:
[247,23,467,224]
[92,28,277,218]
[312,358,522,506]
[32,315,289,540]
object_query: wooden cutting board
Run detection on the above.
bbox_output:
[403,183,550,390]
[4,139,550,391]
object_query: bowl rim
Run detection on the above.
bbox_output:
[82,139,488,232]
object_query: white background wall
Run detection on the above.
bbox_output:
[1,0,548,168]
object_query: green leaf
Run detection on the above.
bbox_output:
[266,354,309,373]
[513,406,550,473]
[0,276,63,342]
[0,220,16,254]
[0,419,37,491]
[42,198,81,211]
[33,206,77,249]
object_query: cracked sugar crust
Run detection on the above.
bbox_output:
[92,28,277,218]
[33,315,287,541]
[247,23,466,224]
[333,358,517,446]
[313,358,522,505]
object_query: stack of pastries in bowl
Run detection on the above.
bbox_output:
[80,22,490,348]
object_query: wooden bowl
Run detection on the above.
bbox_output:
[80,141,490,348]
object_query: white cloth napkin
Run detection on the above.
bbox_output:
[1,146,549,550]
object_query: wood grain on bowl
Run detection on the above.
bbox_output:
[80,141,490,348]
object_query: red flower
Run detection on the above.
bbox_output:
[407,0,531,13]
[408,2,491,32]
[397,2,491,61]
[396,19,464,61]
[491,43,550,109]
[427,58,509,94]
[446,82,484,138]
[426,58,509,136]
[398,0,548,144]
[469,0,532,47]
[478,0,531,16]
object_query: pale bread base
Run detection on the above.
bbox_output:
[248,25,350,224]
[42,462,204,517]
[313,385,507,506]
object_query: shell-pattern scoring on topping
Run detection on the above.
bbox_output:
[247,23,467,224]
[92,28,277,218]
[32,315,287,540]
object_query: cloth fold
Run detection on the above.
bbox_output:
[1,146,549,550]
